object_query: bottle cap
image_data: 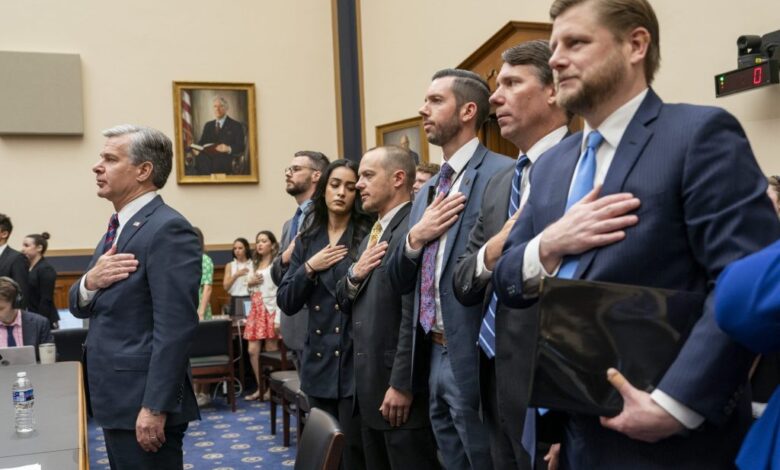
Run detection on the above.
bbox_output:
[16,371,26,378]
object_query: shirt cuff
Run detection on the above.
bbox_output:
[651,389,705,430]
[345,278,360,300]
[404,234,423,259]
[78,275,97,307]
[475,245,492,281]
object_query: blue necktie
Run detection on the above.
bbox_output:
[478,155,530,358]
[289,207,303,239]
[5,325,16,347]
[557,131,604,279]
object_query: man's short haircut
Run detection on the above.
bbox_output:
[550,0,660,85]
[416,162,441,176]
[371,146,416,191]
[502,40,554,86]
[294,150,330,173]
[0,277,18,304]
[213,96,229,109]
[0,213,12,235]
[769,175,780,196]
[102,125,173,189]
[431,68,491,130]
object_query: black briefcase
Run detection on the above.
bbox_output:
[529,277,705,417]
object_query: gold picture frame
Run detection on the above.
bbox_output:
[375,116,428,164]
[172,81,259,184]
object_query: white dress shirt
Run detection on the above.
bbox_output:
[475,126,569,280]
[0,243,7,258]
[405,137,479,333]
[518,89,704,429]
[79,191,158,305]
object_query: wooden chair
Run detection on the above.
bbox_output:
[269,370,299,446]
[189,318,236,412]
[294,407,344,470]
[296,389,311,444]
[257,341,291,400]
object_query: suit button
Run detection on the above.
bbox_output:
[316,329,322,335]
[334,304,340,311]
[316,352,322,358]
[334,350,340,357]
[334,327,340,334]
[314,305,321,312]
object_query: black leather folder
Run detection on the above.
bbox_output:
[529,277,705,417]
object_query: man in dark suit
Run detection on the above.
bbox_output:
[271,150,329,371]
[452,40,570,470]
[69,125,201,469]
[387,68,513,470]
[0,214,29,308]
[493,0,780,467]
[0,277,53,348]
[192,96,246,175]
[335,146,438,470]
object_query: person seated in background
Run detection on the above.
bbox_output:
[0,276,53,348]
[412,162,440,195]
[21,232,59,329]
[715,238,780,469]
[193,227,213,320]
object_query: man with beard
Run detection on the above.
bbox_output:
[493,0,780,467]
[388,69,513,470]
[452,40,570,470]
[271,150,329,369]
[336,145,438,470]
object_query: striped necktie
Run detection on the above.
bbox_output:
[418,163,455,333]
[558,130,604,279]
[102,213,120,254]
[478,155,530,358]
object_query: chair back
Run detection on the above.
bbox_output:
[190,318,233,358]
[52,328,88,362]
[294,407,344,470]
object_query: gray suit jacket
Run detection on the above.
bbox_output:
[20,310,54,348]
[272,217,309,352]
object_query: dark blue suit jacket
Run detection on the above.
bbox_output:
[494,90,780,468]
[20,310,53,348]
[68,196,201,430]
[277,223,366,399]
[716,239,780,469]
[388,143,513,405]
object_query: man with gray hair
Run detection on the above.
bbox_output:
[193,95,246,174]
[69,125,201,469]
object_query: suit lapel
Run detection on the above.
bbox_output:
[442,145,487,267]
[575,90,661,278]
[320,224,354,297]
[356,204,412,298]
[116,196,164,253]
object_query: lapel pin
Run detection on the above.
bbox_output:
[133,221,141,227]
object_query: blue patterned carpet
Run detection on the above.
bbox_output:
[88,396,298,469]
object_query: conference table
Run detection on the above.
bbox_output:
[0,362,88,469]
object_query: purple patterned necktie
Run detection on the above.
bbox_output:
[102,213,120,254]
[419,162,455,333]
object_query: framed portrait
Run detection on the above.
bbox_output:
[375,116,428,165]
[172,81,259,184]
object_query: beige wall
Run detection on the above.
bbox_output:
[361,0,780,173]
[0,0,338,250]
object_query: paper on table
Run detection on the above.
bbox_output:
[1,464,42,470]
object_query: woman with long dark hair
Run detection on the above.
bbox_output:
[223,237,252,317]
[21,232,59,328]
[277,159,372,469]
[243,229,281,401]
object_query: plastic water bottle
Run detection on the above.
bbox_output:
[12,371,35,435]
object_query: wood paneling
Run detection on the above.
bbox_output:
[54,266,231,315]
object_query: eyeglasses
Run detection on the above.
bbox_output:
[284,165,317,175]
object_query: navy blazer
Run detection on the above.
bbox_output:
[387,143,513,405]
[68,196,201,430]
[716,239,780,469]
[198,115,245,158]
[493,90,780,467]
[277,223,366,399]
[0,246,29,308]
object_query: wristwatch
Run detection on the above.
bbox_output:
[347,263,362,286]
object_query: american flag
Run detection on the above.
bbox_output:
[181,90,194,149]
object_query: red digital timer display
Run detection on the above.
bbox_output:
[716,61,779,97]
